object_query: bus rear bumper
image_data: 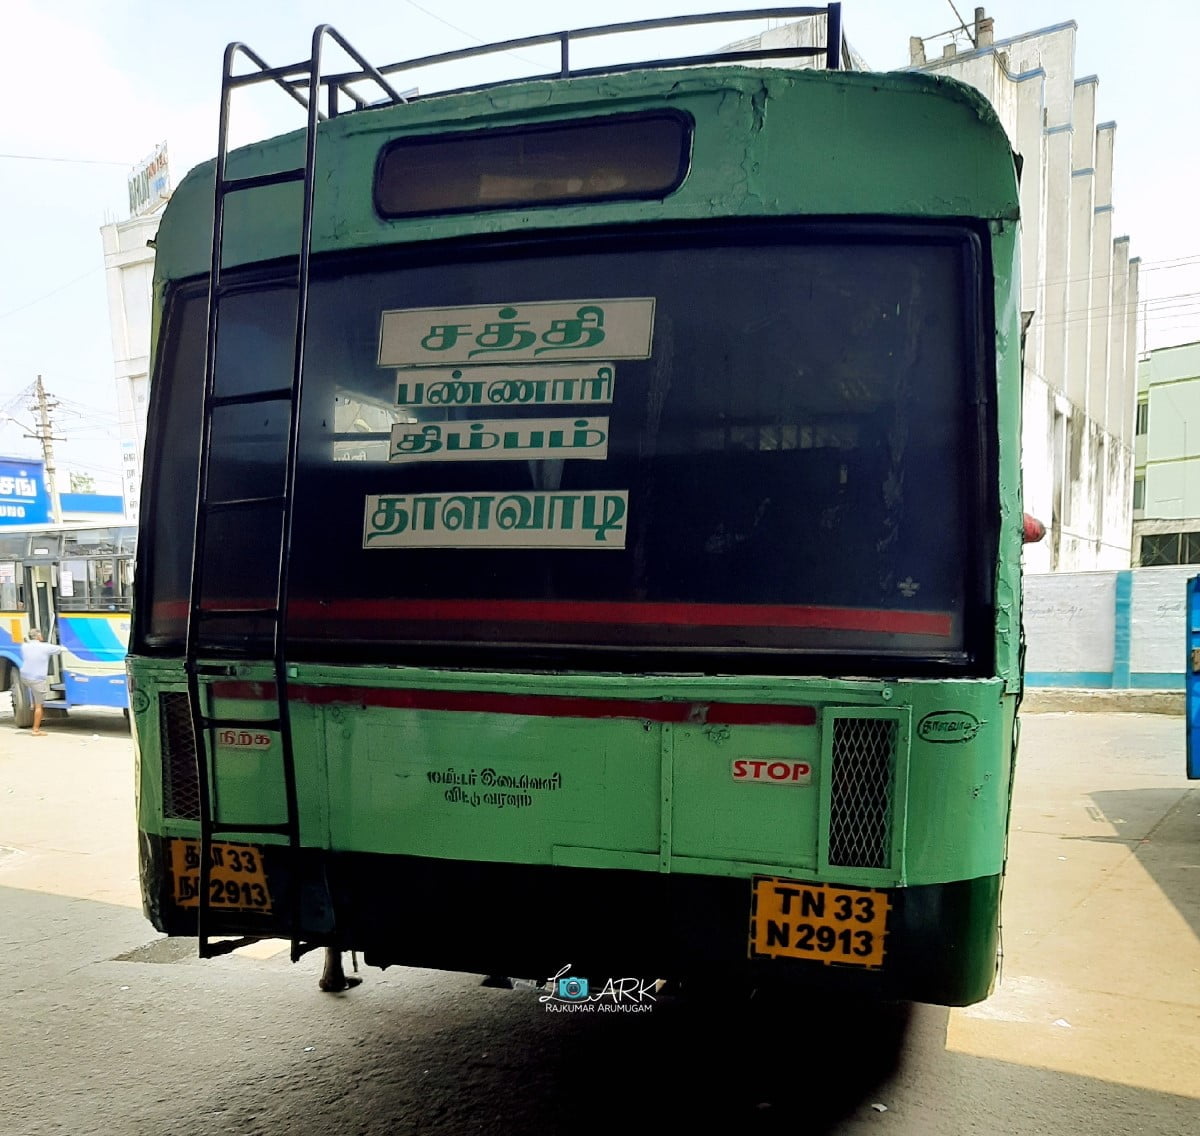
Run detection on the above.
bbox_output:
[140,833,1001,1007]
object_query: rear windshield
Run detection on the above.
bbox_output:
[140,222,994,673]
[375,112,692,217]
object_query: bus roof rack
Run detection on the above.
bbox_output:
[227,6,847,120]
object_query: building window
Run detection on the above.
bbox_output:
[1139,531,1200,566]
[1136,400,1149,435]
[1141,533,1180,565]
[1133,476,1145,510]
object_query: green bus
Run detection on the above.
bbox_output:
[131,7,1025,1006]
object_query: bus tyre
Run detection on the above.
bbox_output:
[10,674,33,729]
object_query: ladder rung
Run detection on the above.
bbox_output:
[202,716,283,731]
[203,494,287,512]
[221,168,304,193]
[210,387,294,408]
[210,821,293,836]
[195,605,281,619]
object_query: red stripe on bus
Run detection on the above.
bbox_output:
[301,599,951,636]
[156,598,952,637]
[209,682,816,726]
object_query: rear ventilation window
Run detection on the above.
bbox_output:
[375,111,691,217]
[160,691,200,821]
[828,717,898,869]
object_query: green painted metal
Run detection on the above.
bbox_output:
[152,67,1018,285]
[132,656,1018,888]
[134,58,1025,1000]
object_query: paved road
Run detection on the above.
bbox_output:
[0,707,1197,1134]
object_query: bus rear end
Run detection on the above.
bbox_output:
[132,37,1022,1007]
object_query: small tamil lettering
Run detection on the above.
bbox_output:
[479,769,563,790]
[435,768,563,810]
[378,299,655,367]
[363,490,628,549]
[396,364,615,407]
[917,711,981,744]
[389,418,609,464]
[426,768,478,787]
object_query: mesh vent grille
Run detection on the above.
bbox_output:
[161,691,201,821]
[828,717,897,869]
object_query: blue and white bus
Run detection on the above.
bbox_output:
[0,523,135,725]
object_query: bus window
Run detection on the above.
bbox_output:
[147,229,986,668]
[0,560,18,610]
[92,559,118,605]
[60,558,87,607]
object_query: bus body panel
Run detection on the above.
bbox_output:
[153,68,1020,290]
[132,654,1015,1003]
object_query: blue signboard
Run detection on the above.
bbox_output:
[0,457,50,526]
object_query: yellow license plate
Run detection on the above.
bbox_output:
[750,877,890,969]
[169,839,273,913]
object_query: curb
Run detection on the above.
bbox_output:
[1021,689,1184,716]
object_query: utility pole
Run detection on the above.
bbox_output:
[26,375,64,523]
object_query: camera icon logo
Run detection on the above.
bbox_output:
[557,976,589,1000]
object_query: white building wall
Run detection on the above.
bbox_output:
[1123,257,1141,447]
[1067,80,1096,416]
[100,211,161,522]
[1023,564,1192,687]
[1013,68,1047,379]
[1111,237,1132,433]
[1093,125,1115,433]
[910,16,1138,572]
[1022,569,1114,675]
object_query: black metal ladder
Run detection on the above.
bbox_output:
[184,27,404,961]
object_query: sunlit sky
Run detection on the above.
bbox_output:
[2,0,1197,489]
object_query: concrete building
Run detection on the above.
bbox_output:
[908,10,1140,572]
[99,143,170,523]
[100,212,157,523]
[1133,340,1200,565]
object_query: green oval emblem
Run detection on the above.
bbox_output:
[917,711,980,744]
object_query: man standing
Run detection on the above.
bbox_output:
[20,628,63,736]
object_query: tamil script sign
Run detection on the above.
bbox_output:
[378,299,655,367]
[0,457,50,525]
[389,417,609,463]
[364,491,628,549]
[395,363,615,407]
